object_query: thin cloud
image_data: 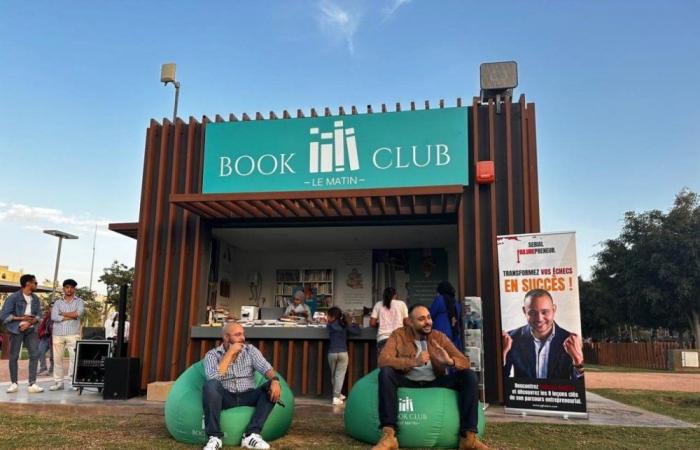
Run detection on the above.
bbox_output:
[317,1,361,54]
[0,202,111,236]
[382,0,411,21]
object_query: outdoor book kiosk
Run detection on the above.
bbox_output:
[109,95,540,403]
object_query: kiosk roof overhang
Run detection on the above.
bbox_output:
[170,185,464,220]
[108,222,139,239]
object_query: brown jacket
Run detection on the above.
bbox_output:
[378,325,470,376]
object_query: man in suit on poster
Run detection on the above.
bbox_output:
[502,289,584,380]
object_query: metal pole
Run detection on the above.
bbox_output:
[89,225,97,292]
[50,236,64,301]
[173,81,180,123]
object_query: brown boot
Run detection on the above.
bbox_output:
[371,426,399,450]
[459,431,488,450]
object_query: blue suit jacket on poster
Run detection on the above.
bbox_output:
[504,323,576,380]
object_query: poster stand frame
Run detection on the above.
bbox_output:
[504,407,589,420]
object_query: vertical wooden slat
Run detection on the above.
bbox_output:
[348,342,355,390]
[316,341,324,395]
[170,118,199,379]
[363,342,369,375]
[505,97,515,233]
[273,341,280,370]
[527,104,540,232]
[156,119,184,381]
[302,341,309,395]
[519,95,531,232]
[130,122,158,359]
[140,120,172,387]
[286,341,294,387]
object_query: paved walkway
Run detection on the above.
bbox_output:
[585,371,700,392]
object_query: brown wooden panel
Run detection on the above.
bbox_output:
[316,341,323,395]
[286,341,294,387]
[302,341,309,395]
[273,341,280,370]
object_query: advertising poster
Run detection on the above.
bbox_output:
[497,232,587,417]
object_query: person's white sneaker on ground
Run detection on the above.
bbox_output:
[339,393,346,401]
[49,382,64,391]
[6,383,18,393]
[202,436,222,450]
[241,433,270,449]
[27,383,44,393]
[332,396,344,405]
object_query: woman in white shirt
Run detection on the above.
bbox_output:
[284,290,311,318]
[370,287,409,355]
[104,312,130,341]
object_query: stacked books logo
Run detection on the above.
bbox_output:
[309,121,360,174]
[398,395,414,412]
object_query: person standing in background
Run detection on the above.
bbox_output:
[0,274,44,393]
[49,279,84,391]
[37,302,54,376]
[326,306,360,405]
[429,281,463,351]
[370,287,409,356]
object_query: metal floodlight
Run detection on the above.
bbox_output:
[161,63,181,122]
[43,229,79,240]
[480,61,518,112]
[160,63,177,84]
[43,229,79,301]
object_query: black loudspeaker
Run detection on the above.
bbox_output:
[103,357,140,400]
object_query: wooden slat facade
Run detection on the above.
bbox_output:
[118,95,540,402]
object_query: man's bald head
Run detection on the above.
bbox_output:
[222,321,245,345]
[408,304,433,336]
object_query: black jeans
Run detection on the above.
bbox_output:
[9,330,40,384]
[202,379,275,438]
[377,366,479,435]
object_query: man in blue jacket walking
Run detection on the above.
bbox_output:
[0,274,44,393]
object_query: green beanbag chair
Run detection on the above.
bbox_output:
[344,369,485,448]
[165,360,294,445]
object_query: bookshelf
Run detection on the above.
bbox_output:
[275,269,334,309]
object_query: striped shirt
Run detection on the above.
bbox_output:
[204,344,272,393]
[51,297,85,336]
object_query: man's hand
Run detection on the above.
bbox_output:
[502,331,512,365]
[563,333,584,366]
[432,342,453,366]
[415,351,430,366]
[19,321,31,332]
[268,380,281,403]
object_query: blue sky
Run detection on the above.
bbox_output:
[1,0,698,292]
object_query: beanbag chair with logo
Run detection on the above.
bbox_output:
[344,369,485,448]
[165,360,294,445]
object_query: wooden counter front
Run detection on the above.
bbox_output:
[190,326,378,397]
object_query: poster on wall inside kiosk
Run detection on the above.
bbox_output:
[497,232,588,418]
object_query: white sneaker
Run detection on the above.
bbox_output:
[339,393,346,401]
[332,396,344,405]
[27,383,44,393]
[241,433,270,449]
[49,382,64,391]
[6,383,18,393]
[202,436,222,450]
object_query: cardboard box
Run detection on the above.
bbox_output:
[147,381,174,402]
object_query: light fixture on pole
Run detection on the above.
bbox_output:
[43,229,79,301]
[480,61,518,113]
[161,63,180,122]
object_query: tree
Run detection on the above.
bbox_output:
[98,261,134,322]
[590,189,700,346]
[74,287,103,327]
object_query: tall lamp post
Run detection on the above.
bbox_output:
[161,63,180,122]
[43,229,79,301]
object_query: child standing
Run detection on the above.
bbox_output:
[326,306,360,405]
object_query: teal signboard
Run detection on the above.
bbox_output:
[202,107,468,194]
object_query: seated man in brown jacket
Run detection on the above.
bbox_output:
[373,304,487,450]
